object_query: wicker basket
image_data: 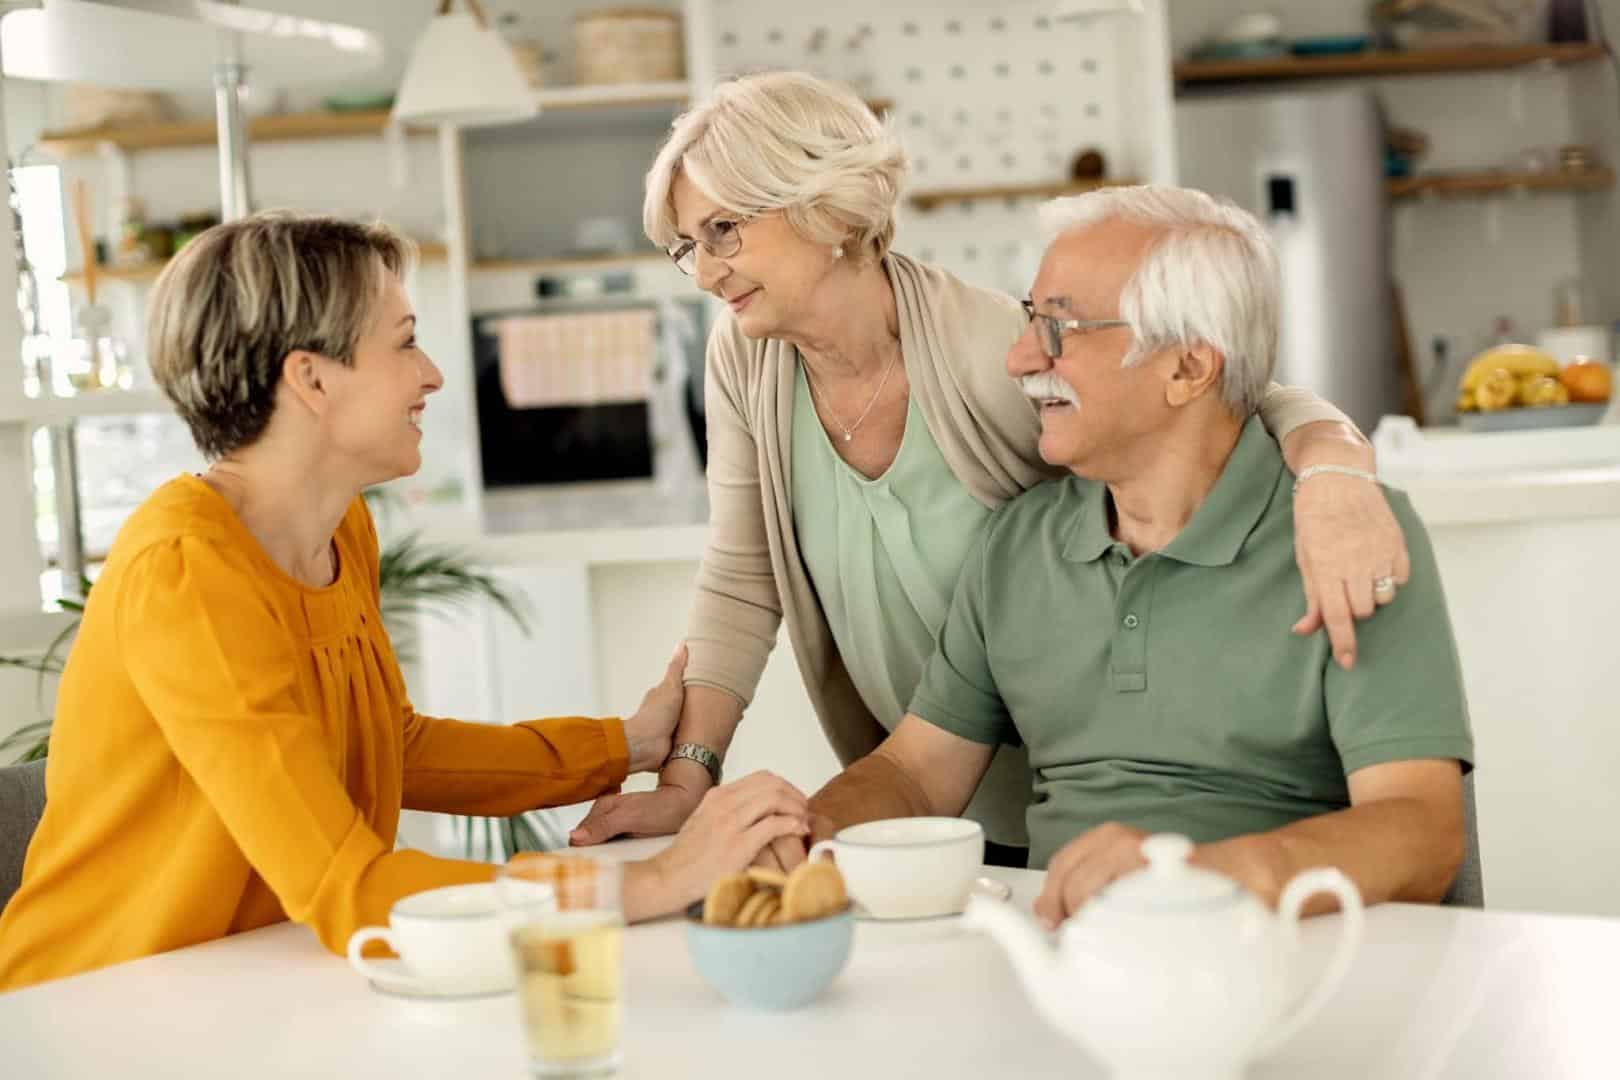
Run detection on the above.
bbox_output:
[572,8,685,86]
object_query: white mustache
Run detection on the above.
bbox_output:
[1020,374,1080,406]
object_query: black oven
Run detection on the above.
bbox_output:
[471,298,707,490]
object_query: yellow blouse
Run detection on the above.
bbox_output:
[0,477,627,990]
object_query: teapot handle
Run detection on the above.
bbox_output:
[1255,867,1365,1057]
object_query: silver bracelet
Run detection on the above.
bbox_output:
[667,742,722,786]
[1293,464,1378,493]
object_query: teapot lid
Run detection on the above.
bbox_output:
[1093,834,1242,913]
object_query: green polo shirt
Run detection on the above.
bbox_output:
[910,416,1475,870]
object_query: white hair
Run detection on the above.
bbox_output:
[642,71,908,263]
[1037,185,1279,416]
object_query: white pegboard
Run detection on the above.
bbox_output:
[706,0,1176,293]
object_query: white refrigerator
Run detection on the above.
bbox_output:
[1174,87,1403,433]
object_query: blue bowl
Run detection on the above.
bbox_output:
[684,902,854,1010]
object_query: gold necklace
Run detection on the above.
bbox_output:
[804,347,900,443]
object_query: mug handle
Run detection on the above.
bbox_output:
[346,926,399,983]
[806,840,839,864]
[1255,868,1365,1057]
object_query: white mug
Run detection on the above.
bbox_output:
[346,883,515,987]
[809,817,984,919]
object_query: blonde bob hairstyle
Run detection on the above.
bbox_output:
[147,211,415,460]
[643,71,908,264]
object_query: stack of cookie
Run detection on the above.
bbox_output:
[703,859,848,928]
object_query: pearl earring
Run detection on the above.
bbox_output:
[833,245,845,259]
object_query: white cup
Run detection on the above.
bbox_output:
[346,883,515,986]
[808,817,985,919]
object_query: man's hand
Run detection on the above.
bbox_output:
[1036,824,1294,928]
[621,644,687,774]
[569,782,701,847]
[1033,822,1150,928]
[749,812,837,874]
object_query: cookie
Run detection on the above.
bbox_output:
[734,889,776,929]
[745,866,789,889]
[782,858,847,923]
[703,873,754,926]
[744,894,781,928]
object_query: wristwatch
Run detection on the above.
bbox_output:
[667,742,723,786]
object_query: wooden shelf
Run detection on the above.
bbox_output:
[62,247,663,287]
[1174,42,1606,85]
[470,251,668,274]
[38,90,893,156]
[37,109,431,157]
[1388,167,1616,200]
[908,178,1136,212]
[61,242,447,288]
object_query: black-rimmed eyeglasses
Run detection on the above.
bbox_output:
[1021,299,1130,359]
[666,216,755,275]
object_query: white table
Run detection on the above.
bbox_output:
[3,838,1617,1079]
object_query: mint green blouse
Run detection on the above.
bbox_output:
[790,362,1032,846]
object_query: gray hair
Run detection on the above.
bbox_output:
[642,71,908,264]
[1038,185,1278,415]
[147,211,415,459]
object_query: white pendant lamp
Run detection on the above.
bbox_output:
[392,0,537,128]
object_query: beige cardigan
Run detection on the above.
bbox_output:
[686,252,1349,791]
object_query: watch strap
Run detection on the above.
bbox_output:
[667,742,722,785]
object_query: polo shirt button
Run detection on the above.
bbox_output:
[1123,613,1140,629]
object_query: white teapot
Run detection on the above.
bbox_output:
[964,834,1364,1079]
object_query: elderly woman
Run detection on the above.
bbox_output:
[570,72,1412,868]
[0,213,809,991]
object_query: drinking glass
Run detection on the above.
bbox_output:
[497,852,625,1078]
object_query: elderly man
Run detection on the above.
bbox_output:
[794,185,1473,924]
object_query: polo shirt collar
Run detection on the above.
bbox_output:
[1160,415,1283,567]
[1060,475,1116,563]
[1059,415,1282,567]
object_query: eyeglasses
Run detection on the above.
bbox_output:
[666,216,754,275]
[1021,299,1130,359]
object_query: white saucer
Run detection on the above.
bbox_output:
[361,959,514,1001]
[852,876,1014,923]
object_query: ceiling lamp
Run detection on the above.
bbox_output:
[392,0,536,128]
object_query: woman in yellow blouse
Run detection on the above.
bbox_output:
[0,213,811,990]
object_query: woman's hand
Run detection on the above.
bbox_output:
[622,773,811,922]
[569,783,703,846]
[1291,475,1410,670]
[1281,421,1409,670]
[621,645,687,774]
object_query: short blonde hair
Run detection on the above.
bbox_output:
[643,71,907,264]
[147,211,415,459]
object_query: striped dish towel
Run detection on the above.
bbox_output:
[494,310,656,409]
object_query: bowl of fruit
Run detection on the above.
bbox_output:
[1455,345,1612,432]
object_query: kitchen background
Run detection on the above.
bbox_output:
[1,0,1617,916]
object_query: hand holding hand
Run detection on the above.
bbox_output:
[622,644,687,773]
[651,772,812,910]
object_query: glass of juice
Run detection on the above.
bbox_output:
[497,852,625,1077]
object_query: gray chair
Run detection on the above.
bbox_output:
[1441,773,1484,908]
[0,759,47,912]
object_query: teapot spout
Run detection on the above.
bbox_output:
[962,894,1071,1034]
